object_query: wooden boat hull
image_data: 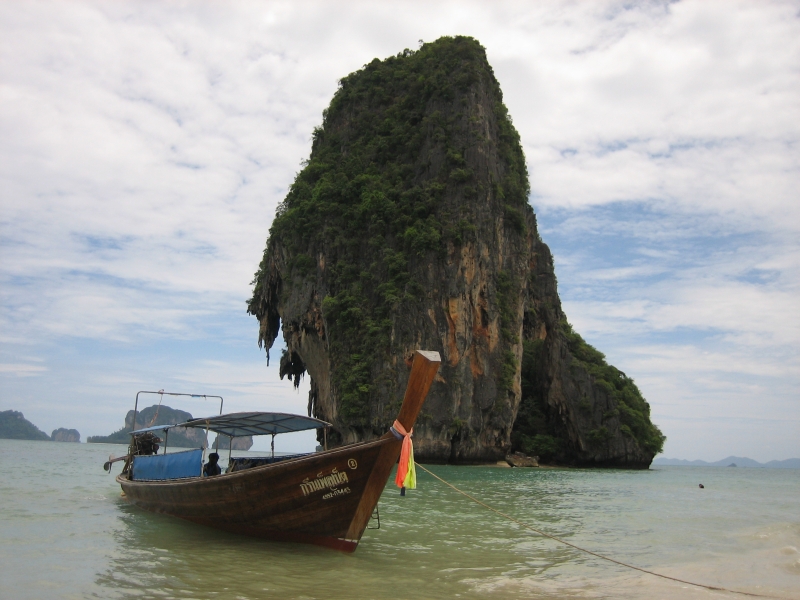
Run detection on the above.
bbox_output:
[119,434,401,551]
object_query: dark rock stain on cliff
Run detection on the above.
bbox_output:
[248,36,664,467]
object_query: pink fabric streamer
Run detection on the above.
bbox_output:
[393,420,413,488]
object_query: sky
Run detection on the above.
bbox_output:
[1,0,798,460]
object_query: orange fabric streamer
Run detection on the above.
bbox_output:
[393,420,414,488]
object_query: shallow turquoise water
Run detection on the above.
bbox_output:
[0,439,797,599]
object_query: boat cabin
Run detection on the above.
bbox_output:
[125,411,331,481]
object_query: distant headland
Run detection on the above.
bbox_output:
[0,410,80,442]
[654,456,799,469]
[0,405,253,449]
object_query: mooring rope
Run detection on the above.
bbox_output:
[416,464,794,600]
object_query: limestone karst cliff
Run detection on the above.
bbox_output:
[51,428,80,442]
[248,36,664,467]
[87,405,253,450]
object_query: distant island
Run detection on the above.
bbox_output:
[0,410,81,442]
[51,428,80,442]
[654,456,800,469]
[87,404,253,450]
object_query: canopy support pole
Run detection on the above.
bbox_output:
[202,422,209,469]
[271,434,275,458]
[132,391,142,433]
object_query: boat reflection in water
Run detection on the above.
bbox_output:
[108,350,440,552]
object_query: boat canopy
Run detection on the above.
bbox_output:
[131,412,330,438]
[129,424,173,434]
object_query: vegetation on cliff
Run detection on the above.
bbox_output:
[512,326,665,462]
[560,322,665,455]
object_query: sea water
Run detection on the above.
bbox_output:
[0,439,797,599]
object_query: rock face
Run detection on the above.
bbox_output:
[51,428,80,442]
[248,36,664,467]
[122,405,206,447]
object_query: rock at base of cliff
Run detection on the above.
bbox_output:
[51,428,81,443]
[506,452,539,468]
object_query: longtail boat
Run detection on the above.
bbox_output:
[109,350,440,552]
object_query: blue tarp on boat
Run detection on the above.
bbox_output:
[132,448,202,481]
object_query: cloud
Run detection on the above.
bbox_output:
[0,363,48,377]
[0,0,797,460]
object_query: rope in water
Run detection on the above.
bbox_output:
[416,464,794,600]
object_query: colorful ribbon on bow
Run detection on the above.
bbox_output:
[393,420,416,490]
